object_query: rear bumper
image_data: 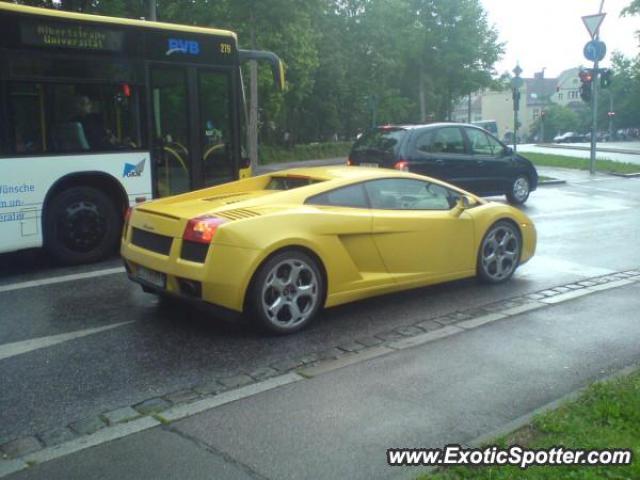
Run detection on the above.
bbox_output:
[121,237,261,312]
[124,265,241,321]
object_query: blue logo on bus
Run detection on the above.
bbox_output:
[123,159,146,178]
[166,38,200,56]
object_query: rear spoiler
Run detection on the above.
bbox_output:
[239,49,285,91]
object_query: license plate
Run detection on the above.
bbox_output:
[137,266,166,289]
[360,162,379,168]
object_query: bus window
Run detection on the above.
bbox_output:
[199,70,233,186]
[151,67,191,196]
[9,83,45,154]
[8,82,145,155]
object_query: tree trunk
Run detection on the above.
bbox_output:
[418,60,426,123]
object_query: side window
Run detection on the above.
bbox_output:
[8,81,145,155]
[467,128,502,155]
[9,83,45,154]
[365,178,459,211]
[306,184,368,208]
[414,130,435,153]
[486,133,503,155]
[466,128,492,155]
[432,127,465,154]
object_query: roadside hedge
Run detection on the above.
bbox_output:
[259,142,351,164]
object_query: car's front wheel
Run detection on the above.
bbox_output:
[477,221,521,284]
[506,175,530,205]
[248,250,324,334]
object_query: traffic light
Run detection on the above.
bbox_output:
[579,69,593,102]
[600,69,612,88]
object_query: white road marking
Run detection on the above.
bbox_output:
[0,267,125,294]
[0,321,134,361]
[532,206,631,219]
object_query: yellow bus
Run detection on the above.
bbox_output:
[0,3,283,264]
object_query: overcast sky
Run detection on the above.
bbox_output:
[479,0,639,78]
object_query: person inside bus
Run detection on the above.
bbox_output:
[71,95,117,151]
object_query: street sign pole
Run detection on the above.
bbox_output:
[590,60,598,175]
[582,5,606,175]
[511,64,523,154]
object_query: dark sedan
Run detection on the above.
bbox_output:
[348,123,538,204]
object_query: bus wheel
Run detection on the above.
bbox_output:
[45,186,121,265]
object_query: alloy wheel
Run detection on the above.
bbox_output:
[260,258,320,329]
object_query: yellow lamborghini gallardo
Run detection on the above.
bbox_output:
[121,166,536,334]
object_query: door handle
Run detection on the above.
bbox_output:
[434,159,445,166]
[475,160,485,166]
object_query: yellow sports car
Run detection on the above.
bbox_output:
[121,166,536,334]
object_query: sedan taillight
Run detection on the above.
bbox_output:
[394,160,409,171]
[183,216,226,244]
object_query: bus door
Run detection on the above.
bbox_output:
[197,69,235,187]
[150,65,194,197]
[150,65,236,196]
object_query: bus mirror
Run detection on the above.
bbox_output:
[239,49,286,91]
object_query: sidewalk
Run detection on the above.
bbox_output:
[4,274,639,480]
[535,141,640,156]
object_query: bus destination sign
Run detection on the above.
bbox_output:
[20,21,124,52]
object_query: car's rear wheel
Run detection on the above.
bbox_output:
[506,175,530,204]
[248,250,324,334]
[477,221,521,284]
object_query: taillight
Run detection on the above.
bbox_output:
[183,216,226,244]
[123,207,132,237]
[394,160,409,171]
[346,156,353,166]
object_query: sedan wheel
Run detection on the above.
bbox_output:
[506,175,530,204]
[477,221,521,283]
[249,251,324,334]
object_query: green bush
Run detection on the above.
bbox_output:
[259,142,352,164]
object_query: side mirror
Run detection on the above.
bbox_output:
[503,146,513,156]
[453,195,472,216]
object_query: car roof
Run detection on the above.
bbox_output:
[375,122,478,131]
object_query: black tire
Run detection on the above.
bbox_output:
[477,220,521,284]
[247,250,325,335]
[506,174,530,205]
[44,186,121,265]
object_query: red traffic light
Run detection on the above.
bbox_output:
[579,70,593,82]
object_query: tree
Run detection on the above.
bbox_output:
[530,105,580,142]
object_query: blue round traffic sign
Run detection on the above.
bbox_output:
[584,40,607,62]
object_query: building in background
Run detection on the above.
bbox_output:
[453,68,580,142]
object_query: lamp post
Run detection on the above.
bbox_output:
[510,64,523,153]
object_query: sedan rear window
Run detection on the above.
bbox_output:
[351,128,407,156]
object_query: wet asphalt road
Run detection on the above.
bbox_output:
[1,168,639,443]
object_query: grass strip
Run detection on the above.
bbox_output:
[420,370,640,479]
[523,152,640,175]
